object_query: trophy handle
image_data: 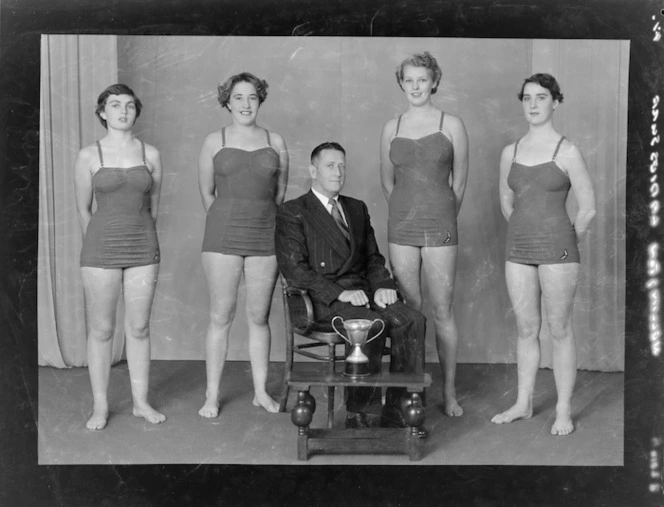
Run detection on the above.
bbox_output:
[365,318,385,344]
[331,316,351,344]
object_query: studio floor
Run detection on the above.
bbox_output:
[38,361,623,466]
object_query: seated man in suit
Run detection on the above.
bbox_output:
[275,141,427,433]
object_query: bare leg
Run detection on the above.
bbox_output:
[81,267,122,430]
[244,255,279,413]
[540,263,579,436]
[388,243,423,310]
[123,264,164,424]
[492,262,541,424]
[422,245,462,416]
[199,252,243,418]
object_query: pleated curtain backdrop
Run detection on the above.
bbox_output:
[530,40,627,371]
[37,35,125,367]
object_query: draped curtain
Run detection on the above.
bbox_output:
[38,35,125,367]
[532,40,627,370]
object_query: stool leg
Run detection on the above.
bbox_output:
[327,342,337,428]
[327,386,335,428]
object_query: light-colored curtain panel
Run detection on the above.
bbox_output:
[531,40,627,371]
[113,36,626,371]
[38,35,124,367]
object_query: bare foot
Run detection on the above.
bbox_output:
[551,408,574,436]
[491,403,532,424]
[86,407,109,431]
[132,404,166,424]
[444,397,464,417]
[198,398,220,418]
[252,392,279,413]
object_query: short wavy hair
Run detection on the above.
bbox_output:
[395,52,443,94]
[95,84,142,129]
[517,73,564,103]
[217,72,269,110]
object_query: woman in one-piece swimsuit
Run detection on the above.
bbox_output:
[491,73,596,436]
[380,52,469,417]
[197,72,289,417]
[74,84,165,430]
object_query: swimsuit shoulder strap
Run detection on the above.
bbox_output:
[512,138,520,163]
[394,115,402,136]
[96,140,104,167]
[140,140,146,165]
[438,111,445,131]
[221,127,226,148]
[552,136,566,161]
[265,129,271,148]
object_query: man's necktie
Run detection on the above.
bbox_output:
[329,198,350,242]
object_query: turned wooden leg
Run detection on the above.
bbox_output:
[291,390,315,460]
[403,392,426,461]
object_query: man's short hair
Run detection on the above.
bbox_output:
[310,142,346,165]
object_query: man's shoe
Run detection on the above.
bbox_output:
[345,412,371,429]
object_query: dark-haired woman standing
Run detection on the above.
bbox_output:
[491,74,596,436]
[198,72,289,417]
[74,84,165,430]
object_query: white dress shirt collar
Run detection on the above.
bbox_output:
[311,187,347,224]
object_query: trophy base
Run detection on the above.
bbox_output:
[343,362,372,378]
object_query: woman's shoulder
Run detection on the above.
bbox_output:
[266,129,286,149]
[501,141,517,159]
[140,140,160,159]
[78,142,98,159]
[558,136,580,155]
[381,116,400,137]
[203,129,224,144]
[555,136,585,170]
[441,111,465,130]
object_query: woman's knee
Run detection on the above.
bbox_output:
[246,307,270,327]
[516,319,541,341]
[209,307,235,330]
[88,321,116,343]
[547,319,573,342]
[432,300,454,323]
[126,321,150,340]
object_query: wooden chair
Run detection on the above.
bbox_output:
[278,279,345,428]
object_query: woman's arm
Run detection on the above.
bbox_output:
[499,144,515,221]
[447,114,469,215]
[379,118,398,202]
[198,132,218,213]
[73,146,94,236]
[271,132,289,206]
[559,141,596,241]
[145,144,163,222]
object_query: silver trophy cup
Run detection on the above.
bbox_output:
[331,317,385,378]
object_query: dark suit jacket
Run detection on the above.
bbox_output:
[275,190,396,317]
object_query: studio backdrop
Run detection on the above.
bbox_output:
[38,35,627,371]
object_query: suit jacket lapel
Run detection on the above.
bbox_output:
[305,191,351,259]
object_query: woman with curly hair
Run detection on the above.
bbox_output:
[380,52,469,417]
[197,72,289,417]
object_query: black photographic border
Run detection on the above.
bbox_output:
[2,0,661,505]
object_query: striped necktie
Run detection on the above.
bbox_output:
[329,198,350,242]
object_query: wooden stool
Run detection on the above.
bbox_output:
[288,371,432,461]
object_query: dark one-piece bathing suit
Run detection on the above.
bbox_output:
[505,136,580,265]
[80,140,160,268]
[388,111,457,247]
[201,127,280,256]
